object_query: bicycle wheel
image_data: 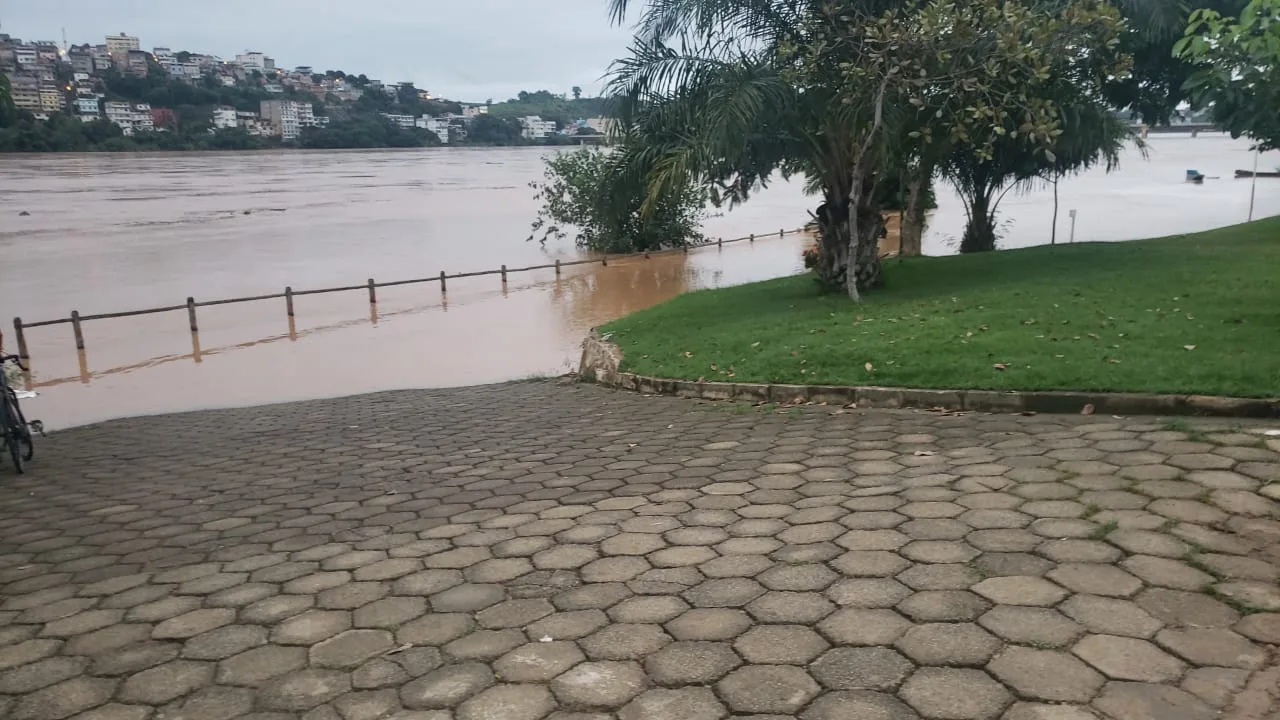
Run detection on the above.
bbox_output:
[1,394,22,474]
[6,394,32,463]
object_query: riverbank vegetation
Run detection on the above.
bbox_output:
[538,0,1259,302]
[603,218,1280,398]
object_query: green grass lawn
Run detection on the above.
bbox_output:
[604,218,1280,398]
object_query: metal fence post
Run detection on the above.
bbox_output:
[285,287,295,317]
[12,318,29,361]
[749,234,754,243]
[71,310,85,350]
[555,259,561,277]
[186,297,198,332]
[367,279,377,305]
[439,271,447,293]
[501,265,508,284]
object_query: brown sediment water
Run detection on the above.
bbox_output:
[3,138,1278,428]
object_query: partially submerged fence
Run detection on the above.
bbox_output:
[11,227,808,361]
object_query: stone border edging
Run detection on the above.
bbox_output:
[578,330,1280,418]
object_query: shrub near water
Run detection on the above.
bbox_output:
[604,219,1280,398]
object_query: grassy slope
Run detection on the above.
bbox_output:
[605,218,1280,398]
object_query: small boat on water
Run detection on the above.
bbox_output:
[1235,169,1280,178]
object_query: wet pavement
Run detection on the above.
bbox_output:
[1,382,1279,719]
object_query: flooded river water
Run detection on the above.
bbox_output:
[2,137,1278,428]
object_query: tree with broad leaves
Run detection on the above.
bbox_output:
[1176,0,1280,151]
[602,0,1131,298]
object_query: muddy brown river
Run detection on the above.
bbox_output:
[2,139,1277,428]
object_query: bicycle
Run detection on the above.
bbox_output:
[1,354,38,474]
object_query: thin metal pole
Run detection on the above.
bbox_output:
[1069,210,1077,244]
[285,287,295,317]
[71,310,85,350]
[501,265,507,284]
[439,271,447,293]
[1051,175,1059,245]
[186,297,198,332]
[367,278,377,305]
[555,259,561,277]
[779,228,784,237]
[749,234,754,243]
[602,256,608,267]
[1249,148,1260,222]
[12,318,29,361]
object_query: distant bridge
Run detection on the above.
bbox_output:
[1131,123,1220,137]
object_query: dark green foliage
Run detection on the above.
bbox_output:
[486,89,611,128]
[530,148,705,253]
[465,114,527,146]
[298,116,441,149]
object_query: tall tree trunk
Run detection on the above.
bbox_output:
[814,196,850,292]
[846,170,884,300]
[959,189,998,253]
[899,166,929,257]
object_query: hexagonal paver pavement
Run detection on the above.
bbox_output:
[0,382,1278,719]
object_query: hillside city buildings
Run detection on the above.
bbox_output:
[1,30,610,144]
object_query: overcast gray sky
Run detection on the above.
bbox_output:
[2,0,637,102]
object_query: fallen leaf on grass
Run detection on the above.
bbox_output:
[993,363,1008,371]
[751,342,761,348]
[683,351,694,358]
[1184,345,1196,351]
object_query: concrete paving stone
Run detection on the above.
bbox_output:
[826,578,912,608]
[973,577,1068,607]
[618,687,727,720]
[1234,612,1280,643]
[271,610,353,646]
[1046,564,1142,598]
[817,608,912,645]
[899,519,970,541]
[476,599,555,630]
[1211,579,1280,611]
[734,624,828,665]
[1038,540,1122,565]
[664,607,752,641]
[715,665,820,714]
[240,595,315,625]
[1090,681,1217,720]
[901,541,981,564]
[400,663,494,709]
[897,591,991,622]
[551,660,647,709]
[7,676,118,720]
[1071,634,1186,682]
[800,690,922,720]
[396,613,475,646]
[527,610,610,640]
[999,703,1099,720]
[580,623,672,660]
[899,667,1012,720]
[810,647,914,691]
[1118,556,1213,591]
[72,704,155,720]
[125,597,202,624]
[987,647,1105,703]
[830,551,913,577]
[1135,588,1240,628]
[117,659,214,704]
[683,578,765,607]
[836,530,910,552]
[1196,553,1278,581]
[1179,666,1251,708]
[353,596,428,628]
[89,640,181,676]
[1106,530,1189,559]
[0,655,88,694]
[1059,596,1163,639]
[608,595,689,624]
[430,584,506,613]
[311,629,395,668]
[895,623,1002,666]
[63,623,152,657]
[978,606,1083,648]
[443,628,527,661]
[1154,627,1267,669]
[644,641,741,685]
[972,553,1055,578]
[180,623,268,660]
[494,641,585,683]
[456,683,556,720]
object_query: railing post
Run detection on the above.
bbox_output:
[719,237,724,248]
[186,297,198,332]
[439,271,447,293]
[71,310,85,350]
[555,259,561,277]
[285,287,295,317]
[779,228,784,237]
[602,256,608,267]
[749,234,754,243]
[12,318,29,361]
[501,265,507,284]
[367,278,377,305]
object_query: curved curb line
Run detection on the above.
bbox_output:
[579,330,1280,418]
